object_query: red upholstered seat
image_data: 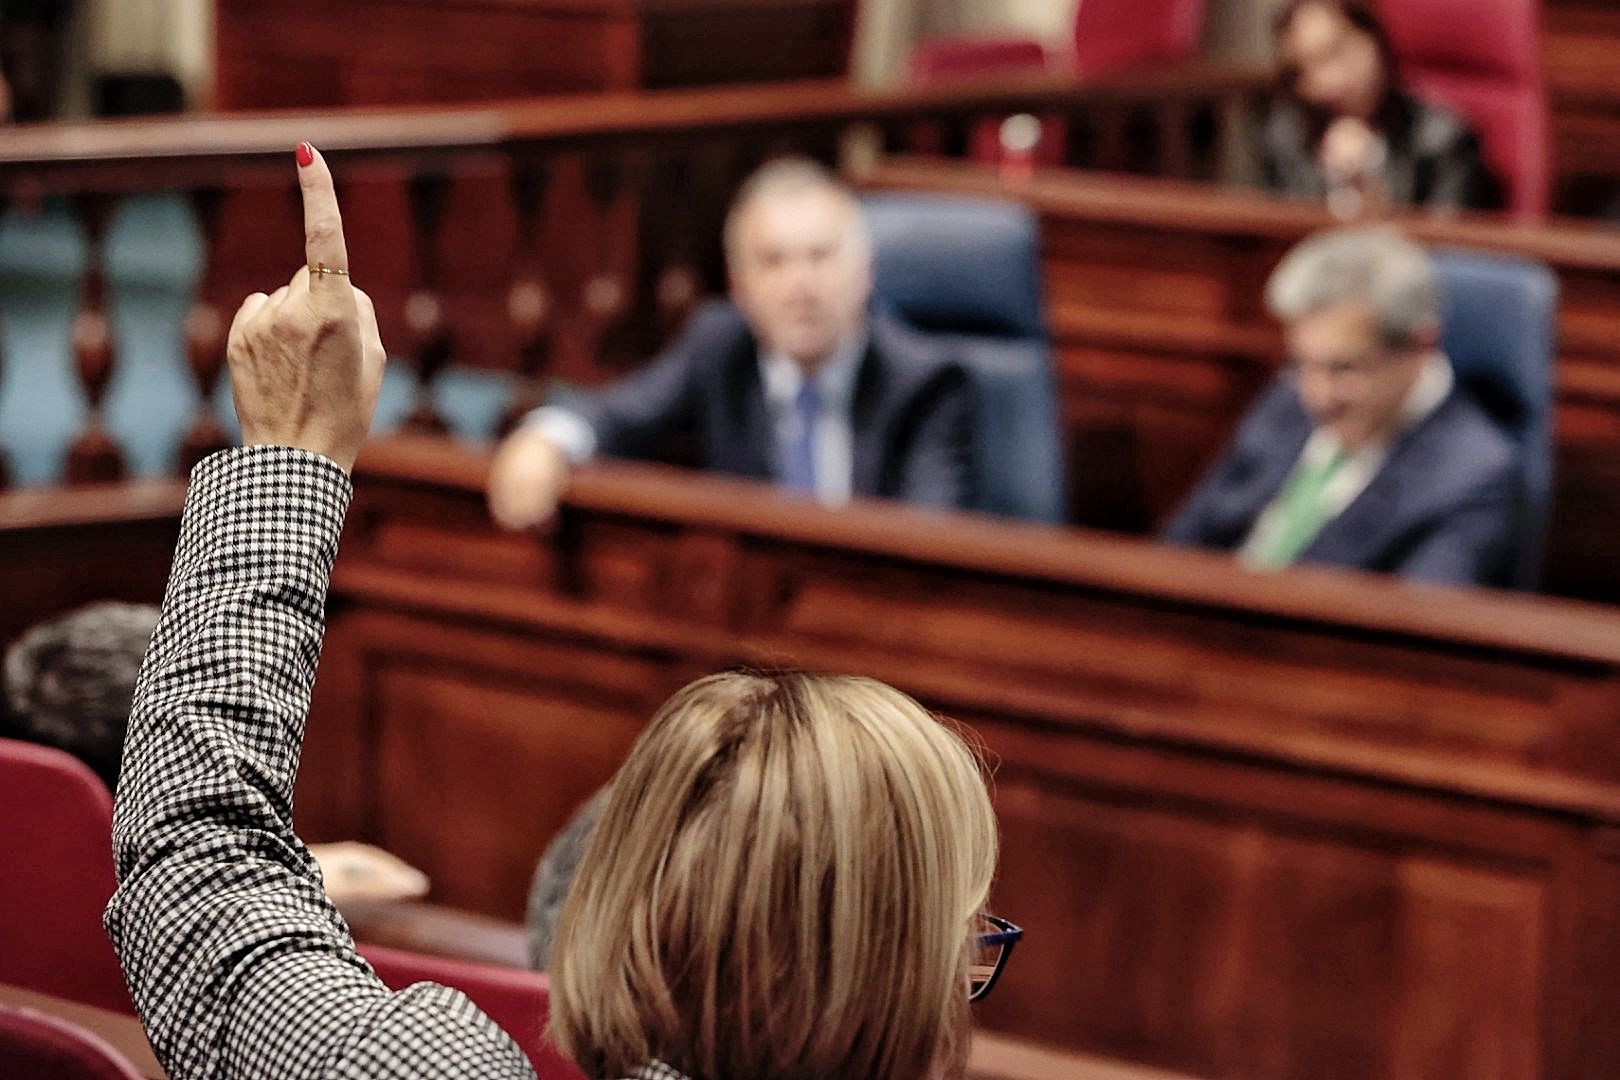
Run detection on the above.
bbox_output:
[1378,0,1547,217]
[907,35,1052,84]
[1071,0,1207,74]
[908,0,1206,164]
[0,738,132,1015]
[907,36,1061,165]
[0,1003,146,1080]
[359,942,586,1080]
[910,0,1206,81]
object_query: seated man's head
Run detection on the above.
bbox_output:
[724,158,874,371]
[3,602,160,789]
[549,671,1000,1080]
[1267,226,1441,450]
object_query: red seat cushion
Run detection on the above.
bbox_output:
[1073,0,1207,75]
[1378,0,1547,217]
[0,1003,145,1079]
[907,0,1206,166]
[0,739,132,1014]
[359,942,586,1080]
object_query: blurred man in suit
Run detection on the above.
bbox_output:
[486,158,975,529]
[1164,226,1521,587]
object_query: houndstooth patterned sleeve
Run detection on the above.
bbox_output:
[104,446,536,1080]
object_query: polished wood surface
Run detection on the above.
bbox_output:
[0,983,164,1079]
[0,64,1265,187]
[0,482,182,649]
[288,435,1620,1078]
[1546,0,1620,215]
[214,0,856,109]
[864,157,1620,602]
[969,1033,1204,1080]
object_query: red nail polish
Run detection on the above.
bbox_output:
[295,142,314,168]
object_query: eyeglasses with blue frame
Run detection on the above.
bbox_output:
[969,914,1023,1002]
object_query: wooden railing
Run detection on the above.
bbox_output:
[0,62,1269,489]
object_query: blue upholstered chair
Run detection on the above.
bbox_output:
[1431,248,1558,589]
[862,193,1066,523]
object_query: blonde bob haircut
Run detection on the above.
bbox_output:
[549,671,999,1080]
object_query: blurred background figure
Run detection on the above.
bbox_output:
[1164,225,1520,586]
[526,787,611,971]
[486,157,976,529]
[1262,0,1502,217]
[2,602,156,790]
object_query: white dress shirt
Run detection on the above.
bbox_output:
[524,332,867,507]
[1239,352,1455,567]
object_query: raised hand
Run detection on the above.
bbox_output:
[487,427,570,530]
[225,142,387,472]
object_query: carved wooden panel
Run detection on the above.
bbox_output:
[297,440,1620,1078]
[215,0,855,110]
[0,485,183,647]
[1545,0,1620,215]
[302,607,681,918]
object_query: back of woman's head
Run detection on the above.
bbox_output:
[549,671,998,1080]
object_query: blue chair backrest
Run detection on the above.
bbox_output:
[1430,248,1557,589]
[862,193,1066,522]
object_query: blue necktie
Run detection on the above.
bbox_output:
[782,380,821,494]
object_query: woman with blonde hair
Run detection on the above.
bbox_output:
[551,672,1009,1080]
[106,144,1018,1080]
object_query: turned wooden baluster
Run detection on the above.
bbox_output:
[581,153,640,373]
[179,186,231,474]
[65,192,125,485]
[0,192,18,489]
[497,156,554,436]
[688,140,742,297]
[1093,105,1130,173]
[644,152,703,345]
[0,310,10,491]
[1155,100,1195,179]
[402,170,453,435]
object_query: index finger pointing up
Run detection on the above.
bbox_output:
[296,142,351,282]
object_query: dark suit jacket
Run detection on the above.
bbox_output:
[565,300,976,509]
[1163,379,1523,587]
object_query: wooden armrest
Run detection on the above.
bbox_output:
[341,899,531,970]
[968,1031,1207,1080]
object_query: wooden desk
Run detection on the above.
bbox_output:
[970,1033,1203,1080]
[214,0,856,109]
[863,158,1620,603]
[0,482,183,647]
[0,984,163,1079]
[295,435,1620,1079]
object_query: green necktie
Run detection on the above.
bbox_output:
[1249,448,1350,569]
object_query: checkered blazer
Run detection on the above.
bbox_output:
[103,448,693,1080]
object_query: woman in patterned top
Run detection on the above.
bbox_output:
[106,143,1017,1080]
[1260,0,1502,217]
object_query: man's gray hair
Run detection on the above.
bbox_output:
[721,156,869,261]
[1266,226,1440,348]
[3,602,159,789]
